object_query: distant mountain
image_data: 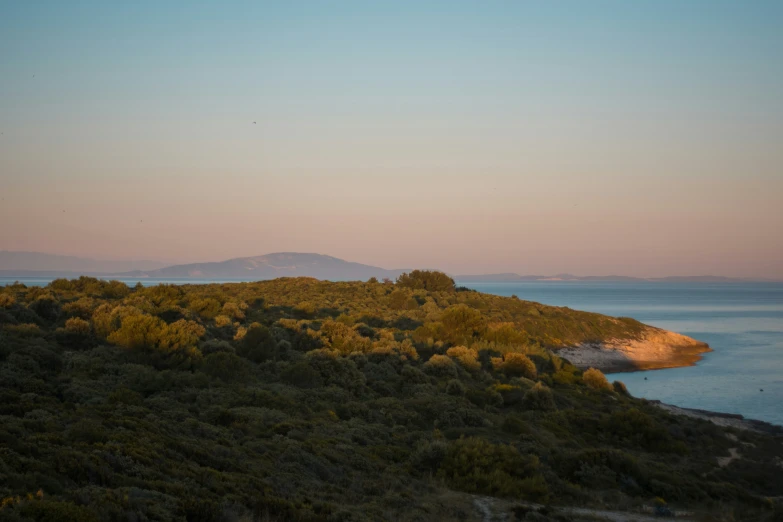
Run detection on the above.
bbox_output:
[455,273,777,283]
[125,253,411,281]
[0,251,168,275]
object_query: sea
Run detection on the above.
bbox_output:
[3,277,782,426]
[459,281,783,427]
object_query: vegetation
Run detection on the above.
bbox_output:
[0,274,781,521]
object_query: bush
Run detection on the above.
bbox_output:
[0,293,15,308]
[491,353,537,379]
[439,437,548,501]
[65,317,91,335]
[613,380,630,396]
[239,323,278,362]
[410,439,448,474]
[583,368,612,391]
[423,354,458,378]
[446,346,480,372]
[201,352,249,382]
[281,361,322,388]
[522,382,556,411]
[29,295,60,322]
[446,379,466,396]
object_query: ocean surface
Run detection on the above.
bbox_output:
[3,277,782,425]
[458,281,783,426]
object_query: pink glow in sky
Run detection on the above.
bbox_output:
[1,2,781,277]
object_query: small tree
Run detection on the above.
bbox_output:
[396,270,455,292]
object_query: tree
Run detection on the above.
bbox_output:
[440,304,486,344]
[108,314,166,350]
[396,270,455,292]
[239,323,278,362]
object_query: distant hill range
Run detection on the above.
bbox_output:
[0,251,777,282]
[121,253,410,281]
[453,273,777,283]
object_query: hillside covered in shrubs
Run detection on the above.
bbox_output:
[0,272,781,521]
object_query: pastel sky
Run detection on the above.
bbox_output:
[1,1,782,277]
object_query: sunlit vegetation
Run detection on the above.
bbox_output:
[0,272,781,521]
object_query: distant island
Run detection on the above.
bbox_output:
[454,273,778,283]
[1,251,778,282]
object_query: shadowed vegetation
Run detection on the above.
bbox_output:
[0,274,781,521]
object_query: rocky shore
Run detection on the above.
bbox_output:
[554,326,711,373]
[651,401,783,434]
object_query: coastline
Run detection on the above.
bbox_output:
[554,326,711,373]
[650,400,783,434]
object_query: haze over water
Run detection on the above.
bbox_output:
[460,281,783,426]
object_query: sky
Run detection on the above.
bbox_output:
[1,1,782,277]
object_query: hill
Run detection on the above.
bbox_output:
[125,252,411,281]
[0,272,780,521]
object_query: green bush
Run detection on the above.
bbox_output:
[583,367,612,391]
[438,437,548,501]
[522,382,556,411]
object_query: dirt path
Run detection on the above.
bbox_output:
[717,447,740,467]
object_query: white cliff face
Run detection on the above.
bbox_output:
[555,327,711,373]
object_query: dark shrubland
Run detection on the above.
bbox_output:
[0,273,780,521]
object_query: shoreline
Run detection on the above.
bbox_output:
[650,400,783,434]
[554,326,711,373]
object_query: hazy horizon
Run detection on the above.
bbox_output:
[2,1,782,278]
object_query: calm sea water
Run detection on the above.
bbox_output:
[3,277,782,425]
[458,281,783,426]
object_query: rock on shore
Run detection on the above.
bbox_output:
[554,327,711,373]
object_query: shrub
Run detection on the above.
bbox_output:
[61,297,95,319]
[423,354,458,378]
[160,319,205,352]
[55,317,95,349]
[410,439,448,474]
[0,293,15,308]
[189,297,222,319]
[613,380,630,396]
[4,323,43,337]
[200,339,236,355]
[239,323,278,362]
[108,314,166,350]
[201,352,249,382]
[281,361,322,388]
[439,437,548,501]
[446,379,466,396]
[583,368,612,391]
[214,315,233,328]
[221,301,246,320]
[29,295,60,321]
[492,352,537,379]
[553,369,578,385]
[522,382,556,411]
[65,317,91,335]
[446,346,480,372]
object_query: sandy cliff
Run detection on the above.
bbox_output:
[555,327,711,373]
